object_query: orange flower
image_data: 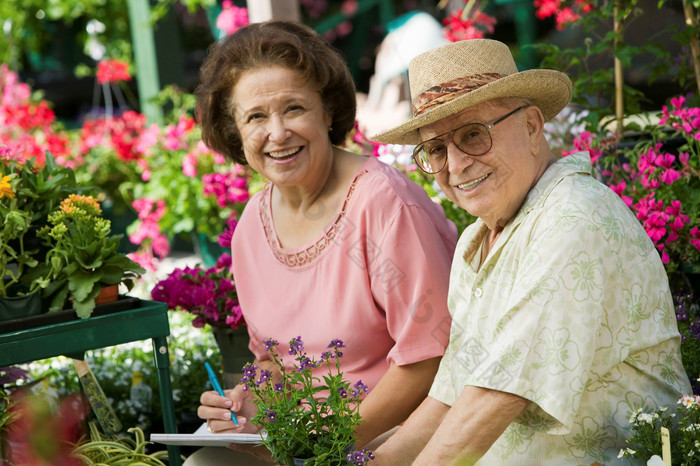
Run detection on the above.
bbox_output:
[0,175,14,199]
[60,194,101,215]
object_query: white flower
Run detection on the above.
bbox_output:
[679,394,700,408]
[617,448,636,458]
[637,413,655,424]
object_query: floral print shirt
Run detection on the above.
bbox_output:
[429,152,691,465]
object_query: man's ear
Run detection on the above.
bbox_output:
[525,105,545,139]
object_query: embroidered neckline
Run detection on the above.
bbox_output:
[259,169,368,267]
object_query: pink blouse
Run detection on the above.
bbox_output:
[230,156,457,389]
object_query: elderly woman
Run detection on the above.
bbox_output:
[185,21,458,464]
[369,39,690,465]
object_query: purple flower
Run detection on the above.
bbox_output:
[274,383,284,393]
[0,366,29,385]
[296,356,316,372]
[691,321,700,340]
[264,338,279,352]
[352,380,369,397]
[256,369,272,386]
[328,339,346,349]
[347,449,375,465]
[241,364,258,386]
[289,336,304,355]
[338,387,348,399]
[265,408,277,422]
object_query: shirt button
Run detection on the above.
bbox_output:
[474,288,483,298]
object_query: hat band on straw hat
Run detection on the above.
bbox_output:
[412,72,505,116]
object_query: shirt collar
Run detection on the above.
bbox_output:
[460,151,593,268]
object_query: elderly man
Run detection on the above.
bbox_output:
[370,39,690,465]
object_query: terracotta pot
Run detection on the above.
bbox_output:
[94,284,119,305]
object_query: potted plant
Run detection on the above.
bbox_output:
[240,336,374,466]
[27,193,145,318]
[0,147,80,319]
[151,246,250,386]
[151,251,244,331]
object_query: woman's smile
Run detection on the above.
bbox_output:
[267,146,302,162]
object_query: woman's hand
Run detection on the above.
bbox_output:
[197,383,258,434]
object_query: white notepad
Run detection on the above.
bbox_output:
[150,422,266,446]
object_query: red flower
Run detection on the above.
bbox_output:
[97,59,132,85]
[443,9,497,42]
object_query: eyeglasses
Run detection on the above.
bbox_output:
[413,105,528,174]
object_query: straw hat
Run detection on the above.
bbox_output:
[372,39,572,145]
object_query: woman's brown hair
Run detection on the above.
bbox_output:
[195,20,357,165]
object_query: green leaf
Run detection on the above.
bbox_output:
[73,289,100,319]
[68,269,102,302]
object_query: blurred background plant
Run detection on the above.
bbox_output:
[0,310,222,458]
[122,86,251,271]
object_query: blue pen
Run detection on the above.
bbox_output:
[204,361,238,426]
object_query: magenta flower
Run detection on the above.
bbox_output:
[203,171,250,208]
[151,257,244,329]
[690,227,700,251]
[218,217,238,249]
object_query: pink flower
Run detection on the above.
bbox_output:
[216,1,249,36]
[128,250,158,272]
[163,116,194,151]
[657,243,670,264]
[183,151,198,177]
[136,123,160,156]
[665,200,689,233]
[644,211,669,244]
[564,131,603,163]
[341,0,358,16]
[151,234,171,258]
[609,182,633,208]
